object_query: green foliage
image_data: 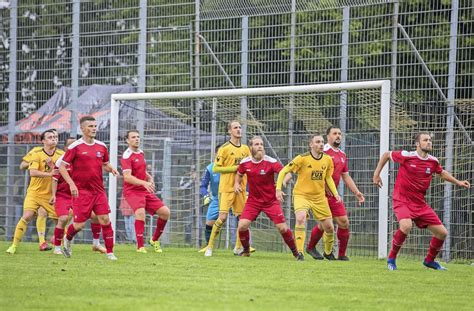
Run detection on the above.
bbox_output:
[1,242,473,310]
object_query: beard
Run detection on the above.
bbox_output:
[251,149,264,159]
[421,147,432,153]
[333,140,341,147]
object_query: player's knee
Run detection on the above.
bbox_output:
[337,217,349,229]
[399,220,412,234]
[276,223,287,234]
[74,222,86,231]
[238,222,249,232]
[436,227,448,240]
[57,216,68,227]
[159,206,170,219]
[135,211,146,221]
[38,208,47,217]
[322,221,334,233]
[219,213,228,222]
[295,215,306,225]
[97,215,110,225]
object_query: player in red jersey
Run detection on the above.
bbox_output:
[121,130,170,254]
[305,126,365,261]
[59,116,120,260]
[373,132,470,270]
[234,136,300,259]
[50,137,107,255]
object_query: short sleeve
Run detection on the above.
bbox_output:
[23,150,35,162]
[121,155,132,172]
[102,147,110,164]
[62,147,76,165]
[237,162,246,175]
[390,150,407,164]
[287,155,302,173]
[28,152,40,170]
[272,161,284,174]
[342,155,349,173]
[434,162,443,174]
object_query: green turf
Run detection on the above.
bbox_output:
[1,242,472,311]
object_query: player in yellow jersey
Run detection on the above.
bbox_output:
[19,129,59,251]
[276,133,340,260]
[204,120,251,257]
[6,129,64,254]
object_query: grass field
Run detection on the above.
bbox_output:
[1,241,472,311]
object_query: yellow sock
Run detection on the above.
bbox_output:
[207,218,224,249]
[13,218,29,246]
[323,231,334,255]
[36,215,47,244]
[235,230,242,249]
[295,225,306,253]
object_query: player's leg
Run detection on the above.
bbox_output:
[306,222,324,257]
[53,195,71,254]
[36,207,49,249]
[205,192,231,256]
[232,191,246,252]
[150,202,170,253]
[320,217,336,260]
[294,210,307,257]
[237,218,252,256]
[93,192,116,259]
[199,200,219,252]
[6,209,36,254]
[134,208,147,252]
[387,200,413,270]
[265,203,299,259]
[90,212,106,253]
[420,207,447,270]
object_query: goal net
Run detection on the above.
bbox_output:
[109,81,391,258]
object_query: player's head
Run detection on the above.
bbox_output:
[326,126,342,148]
[47,128,59,140]
[414,131,432,153]
[227,120,242,139]
[79,116,97,139]
[40,129,58,147]
[125,130,140,149]
[309,133,324,154]
[64,137,76,151]
[249,136,264,159]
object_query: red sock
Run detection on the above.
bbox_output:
[152,218,167,242]
[54,227,64,246]
[307,225,324,250]
[90,222,101,240]
[101,222,114,254]
[388,229,407,260]
[337,228,350,258]
[239,229,250,251]
[425,237,444,262]
[135,219,145,248]
[66,224,79,241]
[282,229,298,256]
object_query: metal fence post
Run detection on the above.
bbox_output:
[70,0,80,137]
[240,15,249,143]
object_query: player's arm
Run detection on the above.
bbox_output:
[200,169,211,197]
[234,170,244,194]
[123,170,155,193]
[341,173,365,204]
[59,162,78,198]
[276,165,293,202]
[29,168,56,178]
[282,172,292,188]
[439,170,470,189]
[103,162,120,176]
[49,178,58,204]
[20,160,29,170]
[212,164,238,173]
[373,151,391,188]
[145,172,154,184]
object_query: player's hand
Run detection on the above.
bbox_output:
[49,195,56,204]
[111,168,120,177]
[355,191,365,205]
[143,181,155,193]
[234,183,242,193]
[334,194,342,203]
[457,180,470,189]
[373,175,382,188]
[203,195,211,206]
[69,183,79,198]
[51,168,59,176]
[276,189,286,202]
[45,157,53,168]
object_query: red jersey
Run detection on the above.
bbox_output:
[237,155,283,205]
[62,138,109,193]
[391,150,443,205]
[53,155,72,196]
[120,148,148,195]
[324,144,348,187]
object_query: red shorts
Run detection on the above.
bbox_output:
[327,195,347,217]
[393,199,442,228]
[55,193,73,217]
[124,192,165,215]
[73,190,110,223]
[240,200,286,224]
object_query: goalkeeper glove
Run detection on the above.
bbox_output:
[203,195,211,206]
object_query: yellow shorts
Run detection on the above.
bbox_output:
[23,195,58,219]
[218,191,246,216]
[293,194,332,220]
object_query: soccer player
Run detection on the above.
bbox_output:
[204,120,251,257]
[305,126,365,261]
[276,133,340,260]
[235,136,300,260]
[373,132,470,270]
[59,116,119,260]
[19,128,59,251]
[50,137,106,255]
[121,130,170,253]
[6,129,64,254]
[199,144,221,251]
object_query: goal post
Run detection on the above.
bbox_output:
[109,80,391,258]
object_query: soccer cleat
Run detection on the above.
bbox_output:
[296,252,305,261]
[323,252,337,260]
[198,246,208,253]
[204,248,213,257]
[423,260,447,271]
[239,249,251,257]
[53,248,63,255]
[149,239,163,253]
[106,253,118,260]
[136,247,147,254]
[387,258,397,270]
[92,244,107,254]
[62,239,72,258]
[233,247,244,256]
[338,255,350,261]
[249,246,256,253]
[39,242,52,251]
[5,244,17,254]
[306,247,324,260]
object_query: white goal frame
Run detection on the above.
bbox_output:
[109,80,391,258]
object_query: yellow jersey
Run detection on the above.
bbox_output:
[277,152,338,200]
[213,141,250,193]
[23,146,43,163]
[27,148,64,199]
